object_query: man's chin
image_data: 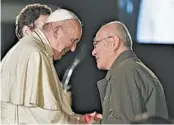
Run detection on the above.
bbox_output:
[97,64,102,70]
[97,63,106,70]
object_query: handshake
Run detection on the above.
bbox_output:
[79,112,102,124]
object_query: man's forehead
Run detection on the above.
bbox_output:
[62,19,81,32]
[71,20,82,40]
[95,24,116,39]
[95,27,107,40]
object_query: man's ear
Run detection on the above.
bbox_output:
[22,25,32,36]
[53,25,62,39]
[112,36,120,50]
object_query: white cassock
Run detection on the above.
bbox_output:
[1,29,80,124]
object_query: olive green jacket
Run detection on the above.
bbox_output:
[97,50,168,124]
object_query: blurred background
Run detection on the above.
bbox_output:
[1,0,174,119]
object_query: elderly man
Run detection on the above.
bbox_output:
[92,21,168,124]
[1,8,91,124]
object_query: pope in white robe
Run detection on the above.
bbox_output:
[1,8,83,124]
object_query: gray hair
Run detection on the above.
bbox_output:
[104,21,133,50]
[15,3,51,39]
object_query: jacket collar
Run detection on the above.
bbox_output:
[33,29,54,58]
[106,50,137,80]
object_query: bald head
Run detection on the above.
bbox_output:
[97,21,132,49]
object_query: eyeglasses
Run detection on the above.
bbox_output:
[93,36,113,48]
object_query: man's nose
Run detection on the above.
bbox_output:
[92,49,96,56]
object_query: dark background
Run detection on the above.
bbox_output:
[1,0,174,118]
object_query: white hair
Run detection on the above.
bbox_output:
[103,21,133,49]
